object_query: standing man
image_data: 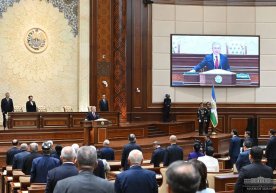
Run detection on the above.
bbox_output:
[197,102,207,135]
[6,139,21,165]
[86,106,100,121]
[163,135,183,167]
[12,143,30,169]
[205,102,211,134]
[26,95,37,112]
[1,92,14,129]
[99,94,109,111]
[204,135,213,153]
[22,143,41,175]
[115,150,158,193]
[229,129,241,166]
[235,140,252,172]
[265,129,276,170]
[99,139,115,160]
[150,141,165,167]
[163,94,171,122]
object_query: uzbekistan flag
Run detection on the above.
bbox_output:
[210,85,218,127]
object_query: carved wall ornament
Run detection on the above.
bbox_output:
[25,28,48,53]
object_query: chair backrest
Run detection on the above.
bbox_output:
[158,167,168,193]
[226,42,247,55]
[63,106,73,112]
[14,106,23,112]
[37,106,47,112]
[207,171,233,189]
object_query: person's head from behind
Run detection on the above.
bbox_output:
[269,129,276,136]
[244,130,251,138]
[61,146,76,163]
[206,146,214,157]
[231,129,238,136]
[77,146,97,170]
[243,139,252,151]
[71,143,79,154]
[193,142,201,153]
[42,141,52,155]
[189,159,208,191]
[128,134,136,143]
[103,139,110,147]
[28,95,33,101]
[166,161,201,193]
[128,149,143,166]
[249,146,263,163]
[55,144,63,156]
[29,143,38,153]
[170,135,177,144]
[212,42,221,55]
[153,141,160,149]
[12,139,18,146]
[20,143,28,151]
[47,140,54,149]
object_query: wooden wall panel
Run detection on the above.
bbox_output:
[228,116,252,135]
[258,117,276,137]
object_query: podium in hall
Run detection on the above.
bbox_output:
[199,69,236,86]
[81,118,110,145]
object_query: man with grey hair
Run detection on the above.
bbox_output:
[22,142,41,175]
[166,161,201,193]
[163,135,183,166]
[71,143,79,154]
[99,139,115,160]
[150,141,165,167]
[46,146,78,193]
[12,143,30,169]
[115,149,158,193]
[54,146,114,193]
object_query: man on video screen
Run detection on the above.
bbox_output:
[190,42,230,72]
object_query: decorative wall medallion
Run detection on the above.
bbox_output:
[24,28,48,53]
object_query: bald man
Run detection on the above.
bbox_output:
[163,135,183,166]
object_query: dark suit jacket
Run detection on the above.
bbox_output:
[1,98,14,113]
[205,139,213,152]
[121,142,142,170]
[163,144,183,166]
[236,149,251,172]
[86,112,100,121]
[31,155,60,183]
[150,147,165,167]
[22,152,41,175]
[12,151,30,169]
[99,147,115,160]
[229,136,241,163]
[193,53,230,72]
[115,165,158,193]
[265,136,276,159]
[234,162,273,193]
[93,159,105,179]
[53,170,115,193]
[6,146,21,165]
[45,163,78,193]
[99,99,109,111]
[26,101,37,112]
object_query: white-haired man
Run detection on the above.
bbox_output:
[115,149,158,193]
[99,139,115,160]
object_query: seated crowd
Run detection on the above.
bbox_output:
[4,129,276,193]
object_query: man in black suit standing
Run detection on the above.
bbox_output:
[22,143,41,175]
[265,129,276,170]
[229,129,241,165]
[1,92,14,129]
[150,141,165,167]
[26,95,37,112]
[99,94,109,111]
[163,94,171,122]
[234,146,274,193]
[6,139,21,165]
[163,135,183,166]
[86,106,100,121]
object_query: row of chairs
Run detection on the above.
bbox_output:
[13,106,74,113]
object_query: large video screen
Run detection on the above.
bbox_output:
[171,34,260,87]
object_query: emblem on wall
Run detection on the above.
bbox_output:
[24,28,48,53]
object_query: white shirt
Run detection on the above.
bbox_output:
[197,188,215,193]
[197,155,219,172]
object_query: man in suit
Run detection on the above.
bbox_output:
[31,141,60,183]
[204,135,213,153]
[115,149,158,193]
[45,146,78,193]
[99,94,109,111]
[166,161,201,193]
[265,128,276,170]
[234,146,274,193]
[1,92,14,129]
[150,141,165,167]
[229,129,241,165]
[163,94,171,122]
[99,139,115,160]
[190,42,230,72]
[6,139,21,165]
[163,135,183,166]
[12,143,30,169]
[197,102,208,135]
[86,106,100,121]
[121,134,142,170]
[53,146,115,193]
[22,143,41,175]
[236,139,252,172]
[26,95,37,112]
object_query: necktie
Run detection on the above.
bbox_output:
[214,56,219,69]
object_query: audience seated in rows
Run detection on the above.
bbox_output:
[53,146,115,193]
[22,142,41,175]
[150,141,165,167]
[115,149,158,193]
[189,159,215,193]
[12,143,30,169]
[45,146,78,193]
[198,146,219,172]
[188,141,204,160]
[6,139,21,165]
[163,135,183,167]
[235,139,252,172]
[98,139,115,161]
[121,134,142,170]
